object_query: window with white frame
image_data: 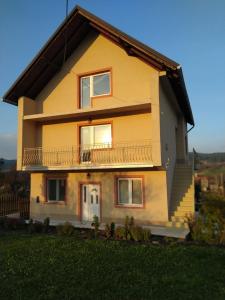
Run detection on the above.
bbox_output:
[81,124,112,148]
[80,124,112,163]
[80,71,111,108]
[117,178,143,206]
[47,178,66,201]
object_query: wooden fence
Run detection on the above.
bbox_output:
[0,193,30,219]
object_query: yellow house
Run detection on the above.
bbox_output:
[3,6,195,232]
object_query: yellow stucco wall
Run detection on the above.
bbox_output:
[30,170,169,225]
[36,113,152,149]
[17,32,163,167]
[17,97,37,169]
[35,32,159,113]
[159,82,178,205]
[17,28,191,227]
[33,32,161,165]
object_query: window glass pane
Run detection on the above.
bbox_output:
[93,73,110,96]
[118,180,129,204]
[81,77,90,108]
[132,180,142,204]
[81,127,91,147]
[48,180,57,201]
[59,179,66,201]
[94,125,111,146]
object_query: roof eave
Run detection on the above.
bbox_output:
[3,5,194,126]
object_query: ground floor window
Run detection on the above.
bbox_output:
[47,178,66,202]
[116,177,144,207]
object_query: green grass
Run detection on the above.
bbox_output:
[199,165,225,176]
[0,234,225,300]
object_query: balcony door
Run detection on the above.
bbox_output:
[81,184,100,222]
[80,124,112,163]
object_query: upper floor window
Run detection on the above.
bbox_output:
[80,71,111,108]
[80,124,112,148]
[80,124,112,163]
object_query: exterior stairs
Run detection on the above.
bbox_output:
[167,164,195,229]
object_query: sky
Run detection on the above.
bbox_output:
[0,0,225,159]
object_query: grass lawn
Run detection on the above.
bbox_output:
[199,165,225,176]
[0,234,225,300]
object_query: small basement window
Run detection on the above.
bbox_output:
[80,71,111,108]
[47,178,66,202]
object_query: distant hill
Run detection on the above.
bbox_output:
[189,152,225,163]
[0,159,16,172]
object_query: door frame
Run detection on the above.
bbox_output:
[79,181,102,222]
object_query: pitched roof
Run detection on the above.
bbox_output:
[3,5,194,125]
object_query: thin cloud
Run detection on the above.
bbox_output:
[0,133,17,159]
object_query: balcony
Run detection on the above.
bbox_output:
[22,141,153,170]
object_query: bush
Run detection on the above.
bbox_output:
[34,221,44,233]
[110,222,115,238]
[105,222,116,239]
[43,217,50,233]
[124,216,134,240]
[142,228,151,242]
[188,196,225,244]
[56,222,75,236]
[92,215,100,238]
[0,217,25,230]
[115,226,126,240]
[28,219,44,234]
[0,216,7,229]
[27,219,34,234]
[105,224,111,239]
[115,217,151,242]
[130,226,143,241]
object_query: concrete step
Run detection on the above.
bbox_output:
[166,221,189,229]
[177,206,194,213]
[171,196,194,203]
[183,199,194,203]
[171,216,187,222]
[169,204,194,214]
[172,183,192,188]
[172,184,193,189]
[172,194,193,201]
[178,203,194,209]
[179,203,194,209]
[174,211,193,217]
[181,198,194,203]
[172,190,193,195]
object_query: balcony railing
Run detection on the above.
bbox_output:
[22,140,153,169]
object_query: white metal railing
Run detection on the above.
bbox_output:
[23,140,153,168]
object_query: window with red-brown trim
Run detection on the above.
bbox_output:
[80,71,111,108]
[116,177,144,207]
[46,178,66,202]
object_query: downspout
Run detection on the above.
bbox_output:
[186,124,195,168]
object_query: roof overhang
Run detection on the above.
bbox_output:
[3,5,194,125]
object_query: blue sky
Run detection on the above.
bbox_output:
[0,0,225,159]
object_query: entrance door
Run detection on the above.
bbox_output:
[81,184,100,222]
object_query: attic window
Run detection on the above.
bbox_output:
[80,71,111,108]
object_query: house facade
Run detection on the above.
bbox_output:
[4,6,195,228]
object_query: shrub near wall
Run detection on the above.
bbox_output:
[190,194,225,244]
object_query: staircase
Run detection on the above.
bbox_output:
[167,164,195,229]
